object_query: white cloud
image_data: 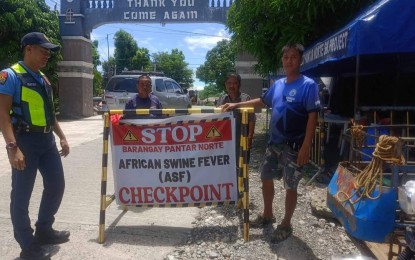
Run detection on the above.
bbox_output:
[137,37,154,46]
[136,37,158,52]
[184,29,230,53]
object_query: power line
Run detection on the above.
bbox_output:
[135,24,230,38]
[98,46,109,60]
[93,24,230,40]
[91,25,225,68]
[93,35,211,62]
[184,57,205,59]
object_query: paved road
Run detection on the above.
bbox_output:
[0,115,199,259]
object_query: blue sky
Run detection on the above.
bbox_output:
[92,23,230,89]
[45,1,231,90]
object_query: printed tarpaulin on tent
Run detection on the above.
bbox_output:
[301,0,415,76]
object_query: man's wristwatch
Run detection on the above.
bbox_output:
[6,142,17,150]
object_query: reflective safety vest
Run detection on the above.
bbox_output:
[10,63,55,127]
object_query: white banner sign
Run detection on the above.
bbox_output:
[110,112,237,206]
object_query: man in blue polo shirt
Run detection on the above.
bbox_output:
[221,43,320,243]
[122,74,163,119]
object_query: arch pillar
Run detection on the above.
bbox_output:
[57,36,94,118]
[236,52,264,113]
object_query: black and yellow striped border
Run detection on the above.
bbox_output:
[98,113,111,243]
[98,108,254,243]
[108,107,223,117]
[119,116,230,127]
[126,201,236,208]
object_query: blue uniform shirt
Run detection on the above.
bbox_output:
[262,75,321,144]
[0,61,47,122]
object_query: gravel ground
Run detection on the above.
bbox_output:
[164,112,375,260]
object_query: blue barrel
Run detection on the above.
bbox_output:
[327,163,397,242]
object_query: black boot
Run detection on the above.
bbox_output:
[20,244,50,260]
[35,228,70,245]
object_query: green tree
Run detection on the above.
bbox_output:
[102,57,116,79]
[196,39,236,93]
[198,83,223,101]
[0,0,61,83]
[114,30,138,73]
[131,47,152,71]
[152,49,194,89]
[227,0,376,75]
[92,40,103,95]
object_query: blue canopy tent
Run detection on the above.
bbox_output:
[301,0,415,117]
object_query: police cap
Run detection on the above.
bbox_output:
[21,32,60,51]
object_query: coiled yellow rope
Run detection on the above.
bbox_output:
[350,121,365,148]
[337,134,405,204]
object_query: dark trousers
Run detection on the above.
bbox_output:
[11,131,65,250]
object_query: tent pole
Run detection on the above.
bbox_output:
[354,55,360,121]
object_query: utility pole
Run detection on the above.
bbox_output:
[106,34,110,78]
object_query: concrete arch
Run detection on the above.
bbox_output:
[57,0,261,117]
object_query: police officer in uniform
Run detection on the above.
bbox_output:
[0,32,70,259]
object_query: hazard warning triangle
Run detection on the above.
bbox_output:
[123,130,138,141]
[206,126,222,138]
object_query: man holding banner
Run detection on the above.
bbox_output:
[216,72,255,162]
[221,43,321,243]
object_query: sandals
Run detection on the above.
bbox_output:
[250,214,277,227]
[271,224,293,243]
